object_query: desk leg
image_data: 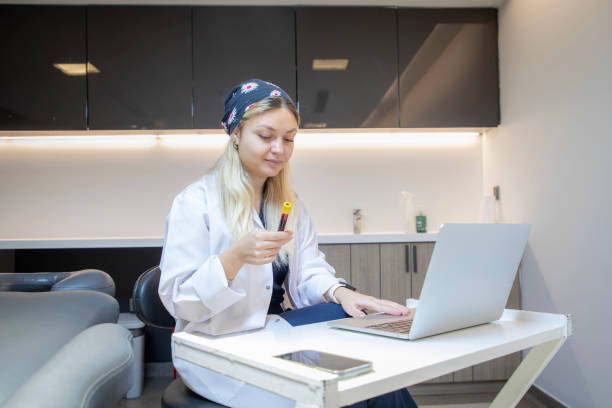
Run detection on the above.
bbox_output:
[490,337,565,408]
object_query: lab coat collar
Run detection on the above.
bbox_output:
[253,209,264,229]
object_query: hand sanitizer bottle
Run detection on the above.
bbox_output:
[416,205,427,233]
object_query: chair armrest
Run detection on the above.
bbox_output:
[51,269,115,296]
[2,323,134,408]
[0,269,115,296]
[0,272,68,292]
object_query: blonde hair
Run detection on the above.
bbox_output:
[211,97,300,264]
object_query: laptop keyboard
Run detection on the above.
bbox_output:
[365,318,413,334]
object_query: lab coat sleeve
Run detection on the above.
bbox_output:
[294,205,346,306]
[158,188,246,323]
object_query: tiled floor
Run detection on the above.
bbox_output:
[114,377,551,408]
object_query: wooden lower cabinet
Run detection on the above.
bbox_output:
[319,241,522,384]
[379,243,411,304]
[350,244,381,298]
[319,244,350,283]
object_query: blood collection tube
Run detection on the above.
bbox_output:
[278,202,292,231]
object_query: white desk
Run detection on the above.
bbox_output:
[173,309,571,408]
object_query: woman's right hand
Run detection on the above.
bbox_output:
[219,229,293,281]
[233,229,294,265]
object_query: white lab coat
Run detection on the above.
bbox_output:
[159,173,343,407]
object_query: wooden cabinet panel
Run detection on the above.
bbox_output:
[350,244,380,298]
[503,351,523,378]
[381,244,412,305]
[319,244,351,283]
[380,242,434,305]
[453,367,473,382]
[426,373,454,384]
[411,242,435,299]
[473,357,508,381]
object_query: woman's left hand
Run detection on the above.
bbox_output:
[334,287,414,318]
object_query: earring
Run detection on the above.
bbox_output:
[233,141,239,150]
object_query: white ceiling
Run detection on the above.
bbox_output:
[0,0,506,8]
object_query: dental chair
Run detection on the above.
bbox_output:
[0,269,134,408]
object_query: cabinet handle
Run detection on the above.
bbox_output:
[405,245,410,273]
[413,245,418,274]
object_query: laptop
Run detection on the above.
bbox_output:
[328,223,531,340]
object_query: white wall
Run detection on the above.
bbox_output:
[484,0,611,406]
[0,138,483,239]
[292,142,483,233]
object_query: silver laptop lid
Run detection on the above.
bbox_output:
[408,223,531,340]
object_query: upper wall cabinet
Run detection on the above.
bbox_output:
[87,6,192,129]
[296,7,399,129]
[398,8,499,127]
[0,6,501,131]
[0,6,87,130]
[193,7,296,130]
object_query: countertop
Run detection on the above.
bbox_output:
[0,233,437,250]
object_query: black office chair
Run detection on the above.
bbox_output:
[132,265,225,408]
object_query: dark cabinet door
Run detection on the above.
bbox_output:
[0,6,87,130]
[296,7,398,129]
[87,6,192,129]
[193,7,296,130]
[398,8,499,127]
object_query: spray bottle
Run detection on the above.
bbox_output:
[400,192,416,233]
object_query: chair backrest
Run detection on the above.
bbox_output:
[132,266,175,329]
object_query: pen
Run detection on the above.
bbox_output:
[278,202,292,231]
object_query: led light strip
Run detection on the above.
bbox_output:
[0,135,158,147]
[0,132,480,148]
[294,132,479,148]
[158,134,227,148]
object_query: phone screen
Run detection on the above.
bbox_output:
[275,350,371,374]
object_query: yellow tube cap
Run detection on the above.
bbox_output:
[281,202,292,215]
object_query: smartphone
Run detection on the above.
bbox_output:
[275,350,372,379]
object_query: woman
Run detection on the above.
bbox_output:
[159,79,418,407]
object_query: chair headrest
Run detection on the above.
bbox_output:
[132,266,175,329]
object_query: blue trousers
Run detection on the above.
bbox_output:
[278,303,418,408]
